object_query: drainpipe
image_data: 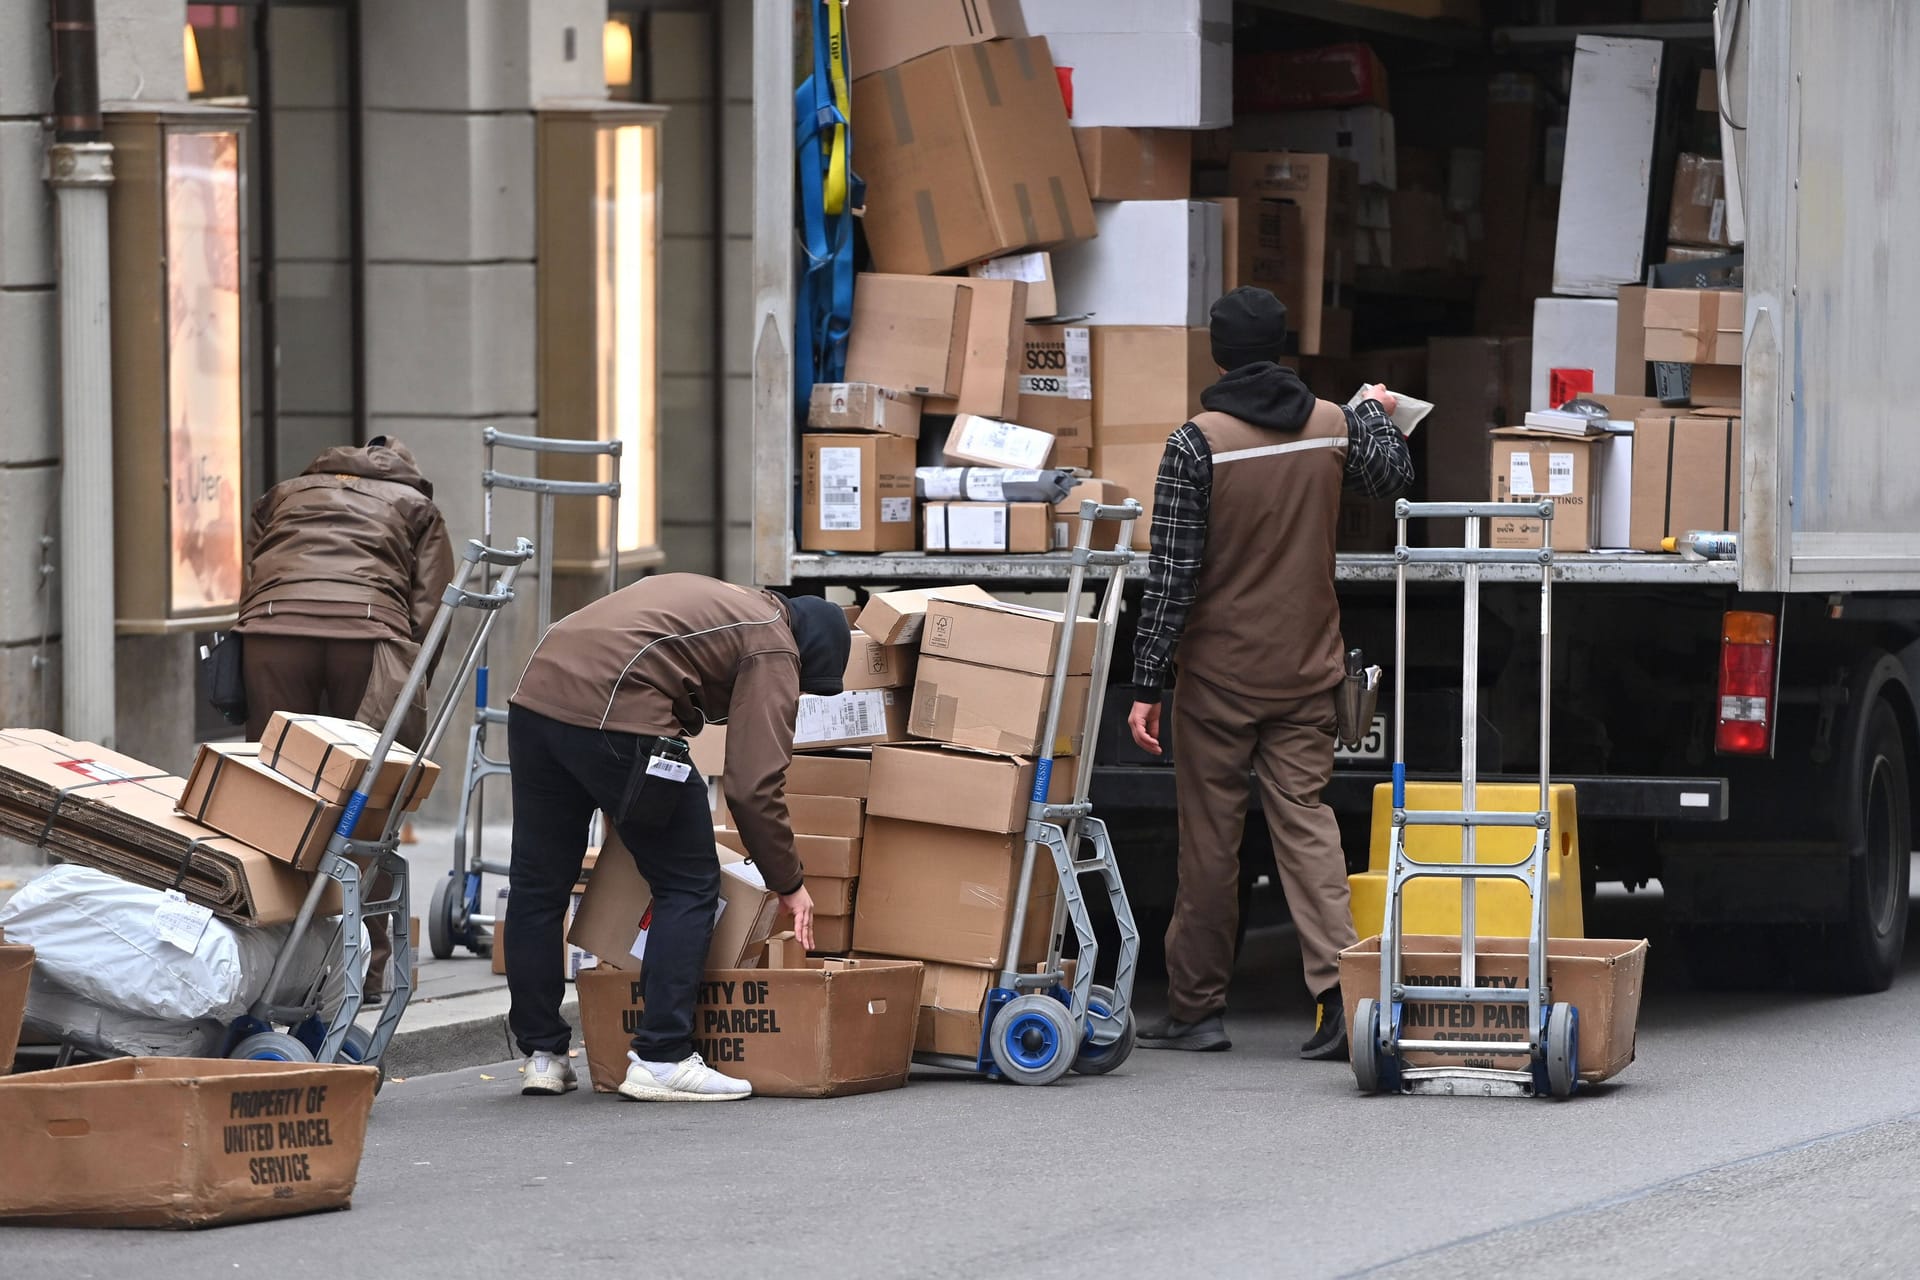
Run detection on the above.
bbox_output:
[47,0,117,746]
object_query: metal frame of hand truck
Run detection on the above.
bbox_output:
[429,428,622,959]
[226,538,536,1078]
[913,499,1147,1086]
[1351,499,1581,1100]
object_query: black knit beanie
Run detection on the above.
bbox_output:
[785,595,853,695]
[1209,286,1290,370]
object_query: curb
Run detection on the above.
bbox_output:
[379,992,578,1081]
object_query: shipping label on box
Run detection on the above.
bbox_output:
[969,251,1057,320]
[794,688,909,749]
[944,414,1056,469]
[806,383,924,438]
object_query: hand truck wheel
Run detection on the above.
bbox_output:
[229,1031,317,1063]
[1351,998,1402,1094]
[988,995,1076,1087]
[1542,1002,1580,1099]
[1070,985,1137,1076]
[428,874,463,960]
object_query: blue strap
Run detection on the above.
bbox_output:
[794,0,860,415]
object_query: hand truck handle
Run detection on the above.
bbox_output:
[462,537,536,568]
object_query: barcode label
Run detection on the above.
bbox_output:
[924,504,949,550]
[919,467,966,500]
[818,447,862,531]
[1064,327,1091,399]
[963,471,1007,502]
[1509,452,1536,497]
[947,504,1008,550]
[952,415,1051,468]
[973,251,1048,284]
[794,690,888,745]
[1547,453,1575,496]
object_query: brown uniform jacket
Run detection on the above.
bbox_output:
[235,442,454,644]
[511,575,807,895]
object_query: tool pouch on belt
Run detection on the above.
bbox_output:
[619,736,695,829]
[1336,648,1383,751]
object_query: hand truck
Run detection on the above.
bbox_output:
[226,538,536,1081]
[914,499,1146,1086]
[1351,500,1581,1099]
[429,428,623,959]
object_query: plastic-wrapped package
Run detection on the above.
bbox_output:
[915,467,1077,505]
[22,974,227,1059]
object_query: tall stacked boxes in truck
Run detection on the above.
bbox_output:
[1090,326,1215,517]
[1228,152,1358,357]
[1050,200,1225,328]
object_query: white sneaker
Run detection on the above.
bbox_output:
[617,1051,752,1102]
[520,1051,578,1096]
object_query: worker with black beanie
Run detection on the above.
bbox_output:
[504,574,851,1102]
[1128,286,1415,1060]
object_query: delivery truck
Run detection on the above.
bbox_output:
[748,0,1920,992]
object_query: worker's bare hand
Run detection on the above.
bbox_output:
[780,885,816,951]
[1128,701,1163,756]
[1362,383,1399,416]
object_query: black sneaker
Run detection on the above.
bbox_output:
[1138,1013,1231,1052]
[1300,988,1348,1061]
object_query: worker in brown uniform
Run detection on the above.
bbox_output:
[235,437,455,1006]
[505,574,850,1101]
[1128,287,1413,1058]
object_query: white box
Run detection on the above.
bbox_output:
[1531,297,1618,412]
[944,414,1057,469]
[1234,107,1397,190]
[1051,200,1223,328]
[1552,36,1664,297]
[1021,0,1231,129]
[1598,427,1634,549]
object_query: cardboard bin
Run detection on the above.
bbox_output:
[0,931,29,1075]
[258,712,440,811]
[569,844,780,976]
[0,1057,377,1228]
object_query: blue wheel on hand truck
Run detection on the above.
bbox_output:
[1070,985,1137,1076]
[429,872,490,960]
[1351,998,1403,1094]
[1534,1002,1580,1099]
[988,995,1077,1086]
[229,1031,316,1063]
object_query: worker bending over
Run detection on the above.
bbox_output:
[505,575,850,1100]
[1130,286,1414,1059]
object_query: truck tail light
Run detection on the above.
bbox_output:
[1716,611,1777,755]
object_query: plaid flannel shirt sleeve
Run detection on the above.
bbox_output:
[1343,399,1416,498]
[1131,422,1212,701]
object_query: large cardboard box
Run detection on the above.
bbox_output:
[1235,107,1397,190]
[1051,200,1224,328]
[575,956,924,1098]
[1488,428,1605,552]
[1015,323,1093,447]
[943,414,1056,469]
[1026,0,1232,129]
[868,743,1078,834]
[1074,127,1192,201]
[910,656,1091,757]
[787,750,871,799]
[1643,288,1742,365]
[1553,36,1665,297]
[842,633,915,693]
[806,382,923,438]
[795,688,911,750]
[856,584,997,647]
[846,274,1026,418]
[906,959,997,1058]
[715,828,861,880]
[1339,935,1648,1083]
[569,844,779,976]
[1228,152,1359,355]
[1531,297,1618,411]
[1668,152,1729,248]
[1053,476,1131,551]
[921,596,1096,677]
[1631,409,1741,550]
[844,0,1025,78]
[923,501,1053,553]
[1089,323,1215,510]
[179,744,388,872]
[1687,363,1740,409]
[0,933,28,1074]
[784,794,864,840]
[0,1057,376,1227]
[1212,196,1304,309]
[851,37,1094,276]
[1422,336,1531,544]
[800,434,917,553]
[257,712,440,811]
[854,817,1059,969]
[1614,285,1648,395]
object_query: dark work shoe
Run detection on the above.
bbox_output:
[361,988,386,1010]
[1138,1013,1231,1052]
[1300,988,1348,1061]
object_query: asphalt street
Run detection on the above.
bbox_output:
[9,882,1920,1278]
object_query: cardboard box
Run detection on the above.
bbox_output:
[0,934,27,1075]
[1236,42,1391,113]
[1531,297,1618,411]
[1090,325,1215,460]
[943,414,1056,469]
[854,817,1058,969]
[1644,288,1742,365]
[784,794,864,840]
[851,37,1094,276]
[856,584,998,647]
[800,434,917,553]
[1668,153,1729,248]
[808,875,857,917]
[847,274,1026,418]
[1422,336,1531,544]
[1687,363,1740,408]
[923,501,1053,553]
[715,828,861,880]
[1053,476,1130,551]
[1488,428,1605,552]
[575,956,924,1098]
[868,743,1078,834]
[842,633,915,693]
[1051,199,1224,328]
[910,656,1091,757]
[810,913,855,954]
[806,383,923,438]
[1212,196,1304,309]
[179,744,389,873]
[1598,423,1635,549]
[921,596,1097,677]
[905,959,997,1058]
[1235,107,1397,190]
[844,0,1025,78]
[1028,0,1232,129]
[968,252,1057,321]
[1339,935,1648,1083]
[1228,153,1359,355]
[1614,285,1648,396]
[1015,323,1093,447]
[787,749,871,797]
[1553,36,1665,297]
[569,844,779,976]
[794,688,910,750]
[0,1057,376,1227]
[1073,127,1192,201]
[257,713,440,812]
[1631,409,1741,550]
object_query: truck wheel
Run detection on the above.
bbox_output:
[1814,700,1911,993]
